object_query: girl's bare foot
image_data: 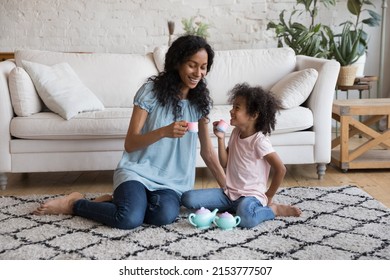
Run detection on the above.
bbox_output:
[92,194,113,202]
[270,203,302,217]
[32,192,84,215]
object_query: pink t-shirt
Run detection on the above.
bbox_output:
[224,128,275,206]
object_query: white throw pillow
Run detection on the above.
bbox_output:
[270,68,318,109]
[22,60,105,120]
[153,46,169,72]
[8,67,43,116]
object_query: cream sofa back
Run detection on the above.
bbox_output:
[153,47,297,105]
[14,50,158,108]
[15,47,297,110]
[206,48,296,104]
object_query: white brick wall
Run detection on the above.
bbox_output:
[0,0,388,97]
[0,0,347,53]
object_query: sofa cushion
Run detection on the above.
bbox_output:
[10,108,131,140]
[22,60,105,120]
[10,105,312,140]
[15,50,158,108]
[273,106,313,134]
[206,48,296,105]
[206,105,313,136]
[270,68,318,109]
[8,67,43,116]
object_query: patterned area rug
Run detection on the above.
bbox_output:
[0,186,389,260]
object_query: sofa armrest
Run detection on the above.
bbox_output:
[296,55,340,163]
[0,60,16,173]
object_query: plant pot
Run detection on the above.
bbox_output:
[337,65,358,86]
[353,53,366,78]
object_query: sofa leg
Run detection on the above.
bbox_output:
[316,164,326,180]
[0,173,7,190]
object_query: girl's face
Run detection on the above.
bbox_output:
[230,96,256,130]
[178,48,208,98]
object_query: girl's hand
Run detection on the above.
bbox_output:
[165,121,188,138]
[266,193,274,206]
[213,121,225,139]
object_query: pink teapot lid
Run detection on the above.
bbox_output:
[195,207,210,214]
[219,212,233,218]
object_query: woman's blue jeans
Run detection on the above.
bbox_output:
[181,188,275,228]
[73,180,181,229]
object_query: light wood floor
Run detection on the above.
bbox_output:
[2,162,390,208]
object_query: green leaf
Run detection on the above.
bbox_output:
[347,0,361,16]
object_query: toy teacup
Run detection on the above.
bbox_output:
[216,119,229,132]
[187,122,198,133]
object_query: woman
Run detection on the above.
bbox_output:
[33,35,225,229]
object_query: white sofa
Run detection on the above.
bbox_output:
[0,47,340,189]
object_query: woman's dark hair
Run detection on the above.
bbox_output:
[228,83,282,135]
[149,35,214,120]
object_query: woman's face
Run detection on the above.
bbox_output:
[178,48,208,98]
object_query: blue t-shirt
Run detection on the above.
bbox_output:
[113,82,203,196]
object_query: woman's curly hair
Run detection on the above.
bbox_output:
[228,83,282,135]
[148,35,214,120]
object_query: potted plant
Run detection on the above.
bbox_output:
[181,17,210,39]
[326,22,364,86]
[266,0,336,58]
[325,0,381,85]
[327,22,364,66]
[345,0,381,77]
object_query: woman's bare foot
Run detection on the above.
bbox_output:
[92,194,113,202]
[270,203,302,217]
[32,192,84,215]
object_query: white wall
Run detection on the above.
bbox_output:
[0,0,388,97]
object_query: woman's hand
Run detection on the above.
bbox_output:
[125,106,188,152]
[164,121,188,138]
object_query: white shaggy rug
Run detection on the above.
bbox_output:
[0,186,389,260]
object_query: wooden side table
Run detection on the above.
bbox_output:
[331,98,390,171]
[336,76,378,99]
[334,76,379,137]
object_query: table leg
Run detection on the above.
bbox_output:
[358,89,363,138]
[339,115,351,172]
[387,115,390,130]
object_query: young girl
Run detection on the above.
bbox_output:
[181,83,301,228]
[33,35,226,229]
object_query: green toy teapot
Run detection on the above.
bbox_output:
[188,207,218,229]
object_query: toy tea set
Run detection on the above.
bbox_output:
[187,119,229,134]
[188,207,241,230]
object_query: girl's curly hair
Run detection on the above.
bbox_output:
[148,35,214,120]
[228,83,282,135]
